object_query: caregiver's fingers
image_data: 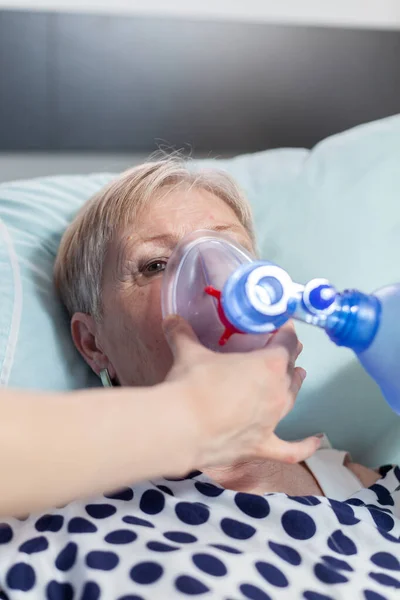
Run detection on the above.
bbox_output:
[278,366,307,419]
[261,433,321,464]
[264,322,300,365]
[163,315,204,361]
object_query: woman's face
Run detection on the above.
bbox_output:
[74,186,253,386]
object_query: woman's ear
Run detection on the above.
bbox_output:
[71,313,116,379]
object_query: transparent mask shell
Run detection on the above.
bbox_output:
[161,230,271,352]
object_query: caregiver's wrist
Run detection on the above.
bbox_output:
[159,380,205,475]
[171,380,220,472]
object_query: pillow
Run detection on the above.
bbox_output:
[1,115,399,466]
[200,115,400,466]
[0,175,113,391]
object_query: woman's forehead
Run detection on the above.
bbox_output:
[119,188,246,242]
[105,187,252,271]
[141,185,239,222]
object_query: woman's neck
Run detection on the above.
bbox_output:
[202,458,323,496]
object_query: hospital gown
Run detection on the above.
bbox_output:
[0,466,399,600]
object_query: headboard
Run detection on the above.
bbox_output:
[0,9,400,153]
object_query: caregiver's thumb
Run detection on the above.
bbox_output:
[163,315,203,361]
[162,315,319,468]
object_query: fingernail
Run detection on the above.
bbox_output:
[315,433,324,439]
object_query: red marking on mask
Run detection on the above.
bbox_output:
[204,285,245,346]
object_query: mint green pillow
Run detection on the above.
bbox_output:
[0,175,113,391]
[1,115,399,465]
[204,115,400,466]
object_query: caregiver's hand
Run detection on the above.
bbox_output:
[163,316,321,469]
[0,318,318,518]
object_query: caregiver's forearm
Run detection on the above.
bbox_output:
[0,384,200,517]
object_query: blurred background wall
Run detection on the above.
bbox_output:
[0,0,399,180]
[1,0,400,28]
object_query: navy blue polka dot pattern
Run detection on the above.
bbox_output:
[369,484,395,506]
[368,507,395,532]
[81,581,101,600]
[0,466,399,598]
[0,524,13,544]
[281,510,316,540]
[46,580,74,600]
[288,496,321,506]
[255,561,289,587]
[240,583,272,600]
[370,551,400,570]
[328,500,360,526]
[369,571,400,588]
[68,517,97,534]
[321,555,353,572]
[379,529,400,544]
[195,482,224,497]
[55,542,78,572]
[164,531,197,544]
[314,562,349,584]
[122,516,154,528]
[366,504,393,515]
[193,502,210,510]
[104,488,134,501]
[175,502,210,526]
[192,553,227,577]
[268,541,301,565]
[35,514,64,532]
[105,530,137,545]
[6,563,36,591]
[363,591,388,600]
[85,503,117,519]
[156,485,174,496]
[130,562,163,585]
[175,575,209,595]
[209,544,242,554]
[327,530,357,555]
[345,498,365,507]
[234,493,270,519]
[140,490,165,515]
[303,592,334,600]
[220,518,256,540]
[86,551,119,571]
[147,541,180,552]
[19,536,48,554]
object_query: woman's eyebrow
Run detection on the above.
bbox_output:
[121,224,249,262]
[137,233,179,248]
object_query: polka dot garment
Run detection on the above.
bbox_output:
[0,466,399,599]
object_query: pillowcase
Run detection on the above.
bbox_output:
[202,115,400,466]
[1,115,399,465]
[0,175,113,391]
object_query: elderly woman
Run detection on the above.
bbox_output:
[0,160,399,600]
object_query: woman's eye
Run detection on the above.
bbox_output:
[142,260,167,276]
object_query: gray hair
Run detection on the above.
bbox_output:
[54,158,255,320]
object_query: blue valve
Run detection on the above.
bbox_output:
[303,279,337,314]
